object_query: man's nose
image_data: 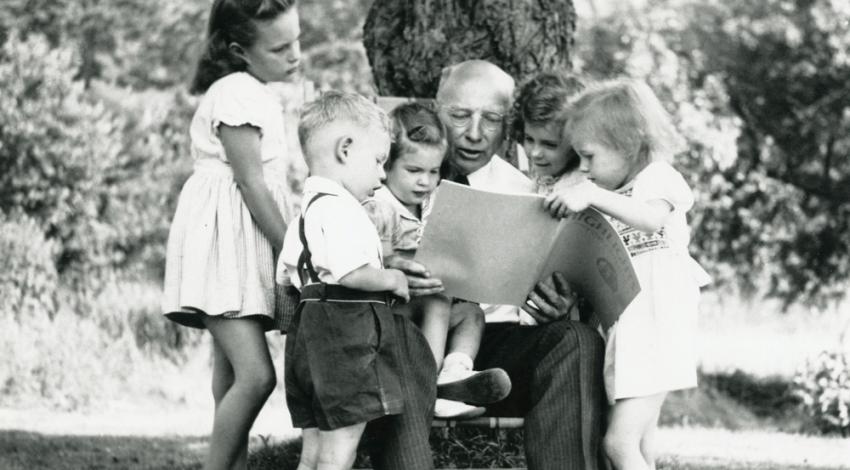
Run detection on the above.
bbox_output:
[379,165,386,181]
[528,144,541,159]
[465,115,483,141]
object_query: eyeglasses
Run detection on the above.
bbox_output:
[438,105,505,132]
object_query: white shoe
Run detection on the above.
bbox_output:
[437,364,473,385]
[434,398,486,419]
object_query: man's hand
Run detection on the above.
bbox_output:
[521,272,579,324]
[384,255,444,297]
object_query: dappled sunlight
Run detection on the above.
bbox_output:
[697,291,850,378]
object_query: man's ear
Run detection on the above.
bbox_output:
[335,136,354,163]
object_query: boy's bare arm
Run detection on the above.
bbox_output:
[339,265,410,301]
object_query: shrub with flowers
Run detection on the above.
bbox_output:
[793,350,850,436]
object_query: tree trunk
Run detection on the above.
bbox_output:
[363,0,576,98]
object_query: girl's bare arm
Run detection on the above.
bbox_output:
[544,180,673,233]
[220,124,288,249]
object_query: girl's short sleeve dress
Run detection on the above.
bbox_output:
[162,72,295,330]
[603,161,711,402]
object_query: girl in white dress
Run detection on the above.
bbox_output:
[544,78,710,470]
[161,1,300,468]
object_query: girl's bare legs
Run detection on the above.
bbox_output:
[317,422,367,470]
[445,301,485,362]
[203,316,276,470]
[296,428,320,470]
[640,393,666,470]
[211,341,249,469]
[414,294,452,367]
[603,393,666,470]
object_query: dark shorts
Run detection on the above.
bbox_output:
[284,287,405,431]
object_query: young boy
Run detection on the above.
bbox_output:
[279,91,412,470]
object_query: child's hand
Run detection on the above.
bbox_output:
[387,269,410,302]
[543,180,598,218]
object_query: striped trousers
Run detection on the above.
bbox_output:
[362,313,437,470]
[360,317,604,469]
[478,320,607,470]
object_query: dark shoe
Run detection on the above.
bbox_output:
[436,367,511,405]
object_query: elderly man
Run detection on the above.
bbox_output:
[390,60,606,470]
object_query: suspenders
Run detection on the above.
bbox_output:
[295,192,393,305]
[297,192,332,286]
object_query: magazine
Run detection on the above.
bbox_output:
[414,181,640,328]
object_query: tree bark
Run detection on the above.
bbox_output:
[363,0,576,98]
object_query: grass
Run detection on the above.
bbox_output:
[2,286,849,469]
[0,431,206,470]
[2,427,847,470]
[2,367,847,469]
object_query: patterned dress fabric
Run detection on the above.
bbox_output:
[602,161,711,402]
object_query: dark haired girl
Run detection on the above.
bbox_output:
[162,1,300,468]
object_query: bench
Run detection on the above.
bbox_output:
[432,416,524,430]
[431,416,526,470]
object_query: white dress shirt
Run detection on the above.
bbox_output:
[465,156,537,324]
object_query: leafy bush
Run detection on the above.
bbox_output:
[0,33,201,409]
[0,33,124,288]
[576,0,850,308]
[0,275,206,410]
[0,213,58,319]
[0,30,197,287]
[794,350,850,436]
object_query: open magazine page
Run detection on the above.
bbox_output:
[415,182,640,325]
[540,209,641,328]
[414,182,560,305]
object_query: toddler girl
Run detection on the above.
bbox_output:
[543,78,710,470]
[363,102,510,419]
[513,72,586,195]
[161,1,300,468]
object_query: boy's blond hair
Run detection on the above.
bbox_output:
[298,91,390,159]
[563,78,683,169]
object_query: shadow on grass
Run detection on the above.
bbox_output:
[253,431,840,470]
[661,370,815,434]
[248,428,526,469]
[0,431,205,470]
[0,370,831,470]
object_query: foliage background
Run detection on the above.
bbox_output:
[0,0,848,435]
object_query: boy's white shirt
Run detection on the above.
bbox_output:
[464,155,538,324]
[277,158,547,324]
[278,176,383,288]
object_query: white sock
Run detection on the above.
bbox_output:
[442,352,473,372]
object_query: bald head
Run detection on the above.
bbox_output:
[436,60,515,109]
[435,60,516,175]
